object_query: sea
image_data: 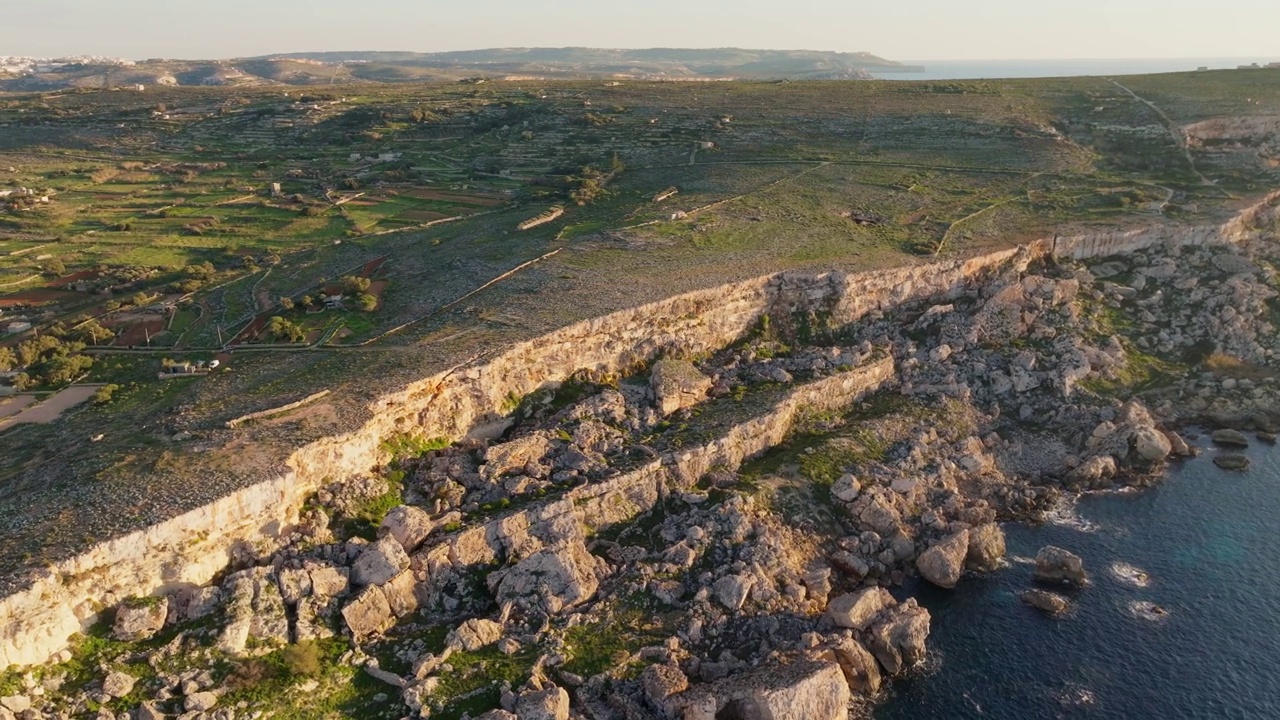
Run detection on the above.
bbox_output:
[870,58,1280,81]
[874,435,1280,719]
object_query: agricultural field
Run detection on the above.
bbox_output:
[0,68,1278,576]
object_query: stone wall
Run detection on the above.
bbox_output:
[2,192,1277,669]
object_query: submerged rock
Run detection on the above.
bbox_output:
[1211,429,1250,448]
[1021,589,1070,616]
[1214,454,1251,471]
[1034,546,1088,586]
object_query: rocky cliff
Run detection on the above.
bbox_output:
[1,190,1277,670]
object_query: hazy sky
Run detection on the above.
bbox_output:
[3,0,1276,61]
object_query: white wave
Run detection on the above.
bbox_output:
[1044,496,1100,532]
[1110,562,1152,588]
[1129,599,1170,622]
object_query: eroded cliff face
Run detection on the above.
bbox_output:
[1,191,1277,669]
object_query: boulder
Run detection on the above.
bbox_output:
[113,597,168,642]
[1259,432,1278,445]
[916,530,969,589]
[380,505,436,553]
[483,432,554,479]
[185,691,218,713]
[832,639,882,695]
[515,685,570,720]
[493,539,602,614]
[965,523,1006,572]
[101,670,136,699]
[382,569,420,618]
[866,599,931,675]
[352,536,411,587]
[448,618,504,651]
[1034,546,1088,586]
[1212,428,1250,448]
[1165,430,1193,457]
[342,585,394,641]
[831,474,861,503]
[135,701,165,720]
[686,659,850,720]
[641,664,690,718]
[827,587,895,631]
[713,574,754,611]
[218,567,289,654]
[650,359,713,416]
[1066,455,1117,485]
[1021,589,1070,616]
[1132,426,1172,462]
[857,494,903,537]
[477,711,519,720]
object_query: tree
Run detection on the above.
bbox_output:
[300,295,314,309]
[73,319,114,346]
[0,347,15,372]
[267,316,306,344]
[279,296,295,311]
[131,292,151,307]
[184,261,216,280]
[356,293,378,312]
[340,275,371,294]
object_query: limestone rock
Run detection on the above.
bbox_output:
[493,539,602,614]
[641,664,690,718]
[965,523,1006,572]
[832,639,882,695]
[1034,546,1088,586]
[476,711,519,720]
[483,432,554,479]
[134,701,165,720]
[218,567,289,654]
[827,587,894,631]
[916,530,969,589]
[1212,428,1250,447]
[382,569,420,618]
[1021,589,1070,616]
[113,598,168,642]
[342,585,394,641]
[185,692,218,713]
[650,359,713,416]
[856,494,903,537]
[515,685,570,720]
[680,659,849,720]
[1066,455,1117,485]
[352,536,411,587]
[448,618,504,651]
[380,505,436,553]
[101,670,136,699]
[713,574,754,611]
[831,474,861,503]
[866,599,931,675]
[1132,426,1172,463]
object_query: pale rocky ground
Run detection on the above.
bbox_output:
[2,232,1278,720]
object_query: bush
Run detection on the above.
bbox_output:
[340,275,371,294]
[356,293,378,312]
[92,384,120,405]
[267,316,306,344]
[281,641,323,678]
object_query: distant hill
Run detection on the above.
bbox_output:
[0,48,922,92]
[263,47,924,80]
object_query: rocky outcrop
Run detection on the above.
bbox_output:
[650,359,714,416]
[827,587,896,631]
[866,599,931,675]
[3,190,1278,669]
[674,659,850,720]
[1021,589,1070,616]
[916,530,969,589]
[1034,546,1088,586]
[965,523,1006,572]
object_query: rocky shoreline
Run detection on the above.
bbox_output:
[2,221,1279,718]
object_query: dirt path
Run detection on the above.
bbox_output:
[1108,78,1210,185]
[0,385,102,431]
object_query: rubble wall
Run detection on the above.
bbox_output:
[2,192,1277,669]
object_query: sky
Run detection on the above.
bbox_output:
[2,0,1277,61]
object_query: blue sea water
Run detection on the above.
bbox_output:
[874,436,1280,719]
[871,58,1280,81]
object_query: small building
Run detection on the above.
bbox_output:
[349,153,363,162]
[323,294,345,309]
[377,152,402,162]
[270,182,282,197]
[4,320,32,335]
